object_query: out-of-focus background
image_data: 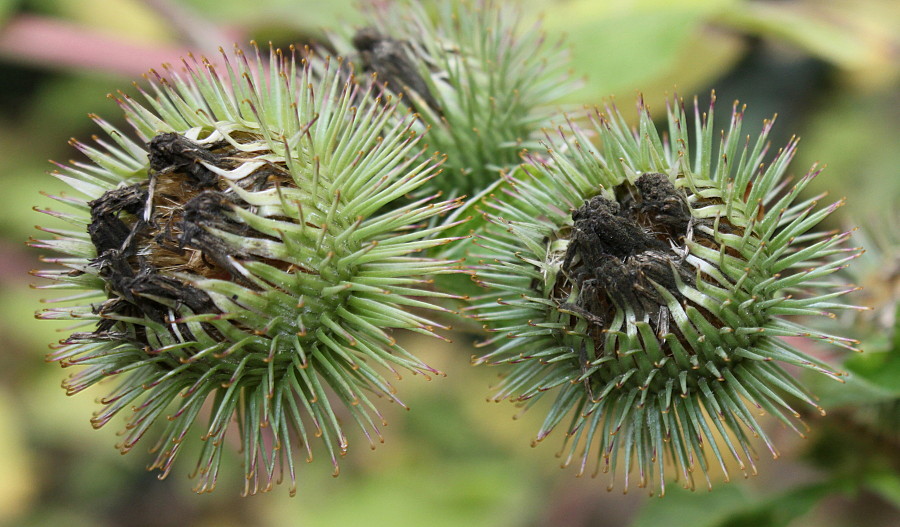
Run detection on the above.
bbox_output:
[1,0,898,526]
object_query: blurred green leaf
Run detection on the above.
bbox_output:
[718,482,834,527]
[538,0,743,100]
[3,169,69,242]
[633,481,835,527]
[794,90,900,222]
[894,305,900,352]
[23,75,126,145]
[717,0,900,87]
[182,0,357,28]
[811,366,897,410]
[844,346,900,394]
[866,469,900,509]
[0,0,15,26]
[272,458,543,527]
[632,485,750,527]
[720,3,865,67]
[0,283,72,351]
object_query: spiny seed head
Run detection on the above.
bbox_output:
[331,0,577,198]
[469,93,863,495]
[32,43,463,495]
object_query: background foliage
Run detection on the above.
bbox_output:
[1,0,897,525]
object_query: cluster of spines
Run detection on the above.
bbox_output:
[470,94,862,494]
[34,42,465,495]
[334,0,576,197]
[28,0,868,496]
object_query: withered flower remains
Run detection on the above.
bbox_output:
[32,45,463,495]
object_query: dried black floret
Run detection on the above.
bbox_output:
[172,191,252,282]
[564,195,667,265]
[178,191,234,238]
[148,132,223,188]
[633,172,692,235]
[559,174,697,335]
[125,262,214,318]
[87,183,147,254]
[82,132,299,342]
[81,134,254,340]
[353,27,441,114]
[95,249,213,323]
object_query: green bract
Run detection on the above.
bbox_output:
[470,94,861,494]
[33,44,463,495]
[331,0,576,198]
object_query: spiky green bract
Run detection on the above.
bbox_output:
[470,94,862,495]
[332,0,575,198]
[32,44,463,495]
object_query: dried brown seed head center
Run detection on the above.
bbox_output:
[556,173,697,338]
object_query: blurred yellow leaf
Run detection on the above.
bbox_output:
[0,389,37,524]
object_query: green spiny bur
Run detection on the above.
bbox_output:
[469,93,863,495]
[33,44,464,495]
[331,0,577,198]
